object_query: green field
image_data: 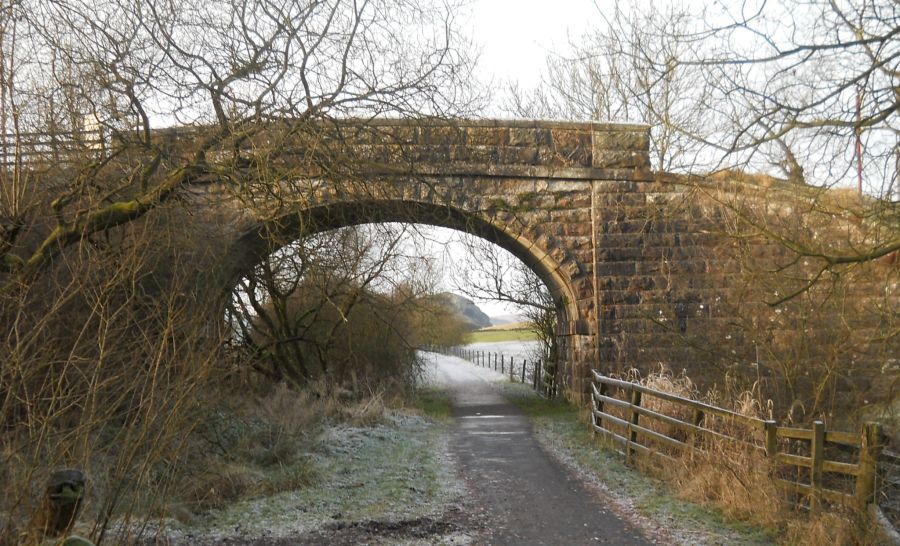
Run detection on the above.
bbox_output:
[466,328,539,343]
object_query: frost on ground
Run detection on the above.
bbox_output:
[148,411,475,545]
[419,350,509,386]
[495,380,777,546]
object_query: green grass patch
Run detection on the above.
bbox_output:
[410,388,453,422]
[466,328,538,343]
[498,385,572,419]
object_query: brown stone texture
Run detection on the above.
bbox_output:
[195,119,897,409]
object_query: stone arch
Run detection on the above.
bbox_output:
[225,198,581,337]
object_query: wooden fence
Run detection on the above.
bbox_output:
[0,130,104,166]
[591,370,887,513]
[432,345,557,397]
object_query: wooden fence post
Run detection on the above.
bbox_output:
[690,408,705,447]
[521,359,526,383]
[810,420,825,513]
[856,421,884,512]
[30,469,85,540]
[692,409,704,427]
[626,389,642,465]
[501,355,505,374]
[595,381,608,431]
[764,420,778,459]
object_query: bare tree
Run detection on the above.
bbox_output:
[227,223,457,390]
[505,1,719,173]
[508,0,898,423]
[450,233,559,381]
[0,0,479,282]
[0,1,478,541]
[513,0,897,269]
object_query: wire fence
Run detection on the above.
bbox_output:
[429,344,559,398]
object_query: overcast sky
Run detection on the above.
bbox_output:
[462,0,600,108]
[420,1,601,318]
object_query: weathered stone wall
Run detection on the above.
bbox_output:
[188,117,896,411]
[195,119,651,398]
[592,172,899,419]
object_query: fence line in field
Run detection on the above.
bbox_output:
[429,345,558,398]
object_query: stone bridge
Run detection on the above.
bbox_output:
[17,116,894,404]
[179,116,893,410]
[191,118,681,396]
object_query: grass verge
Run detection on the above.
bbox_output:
[496,381,778,546]
[466,329,538,343]
[409,388,454,422]
[152,399,464,542]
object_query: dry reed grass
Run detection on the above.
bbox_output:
[0,208,259,543]
[165,377,394,515]
[0,193,429,544]
[605,365,889,545]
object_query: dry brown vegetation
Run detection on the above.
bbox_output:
[0,208,231,544]
[606,366,891,546]
[0,210,449,545]
[0,0,479,542]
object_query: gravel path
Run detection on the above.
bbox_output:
[426,352,656,546]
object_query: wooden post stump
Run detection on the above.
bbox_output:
[30,469,85,540]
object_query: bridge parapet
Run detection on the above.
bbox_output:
[6,118,650,183]
[321,119,650,180]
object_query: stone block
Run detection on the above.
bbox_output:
[559,222,592,237]
[593,149,651,169]
[549,246,568,265]
[596,261,636,276]
[420,126,466,145]
[598,247,644,262]
[553,193,592,208]
[561,259,582,278]
[498,146,540,165]
[466,127,510,146]
[509,127,552,147]
[564,235,593,250]
[592,130,650,151]
[550,128,591,151]
[594,180,638,193]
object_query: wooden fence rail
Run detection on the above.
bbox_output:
[591,369,886,513]
[0,130,104,166]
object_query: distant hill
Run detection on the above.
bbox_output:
[439,293,491,330]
